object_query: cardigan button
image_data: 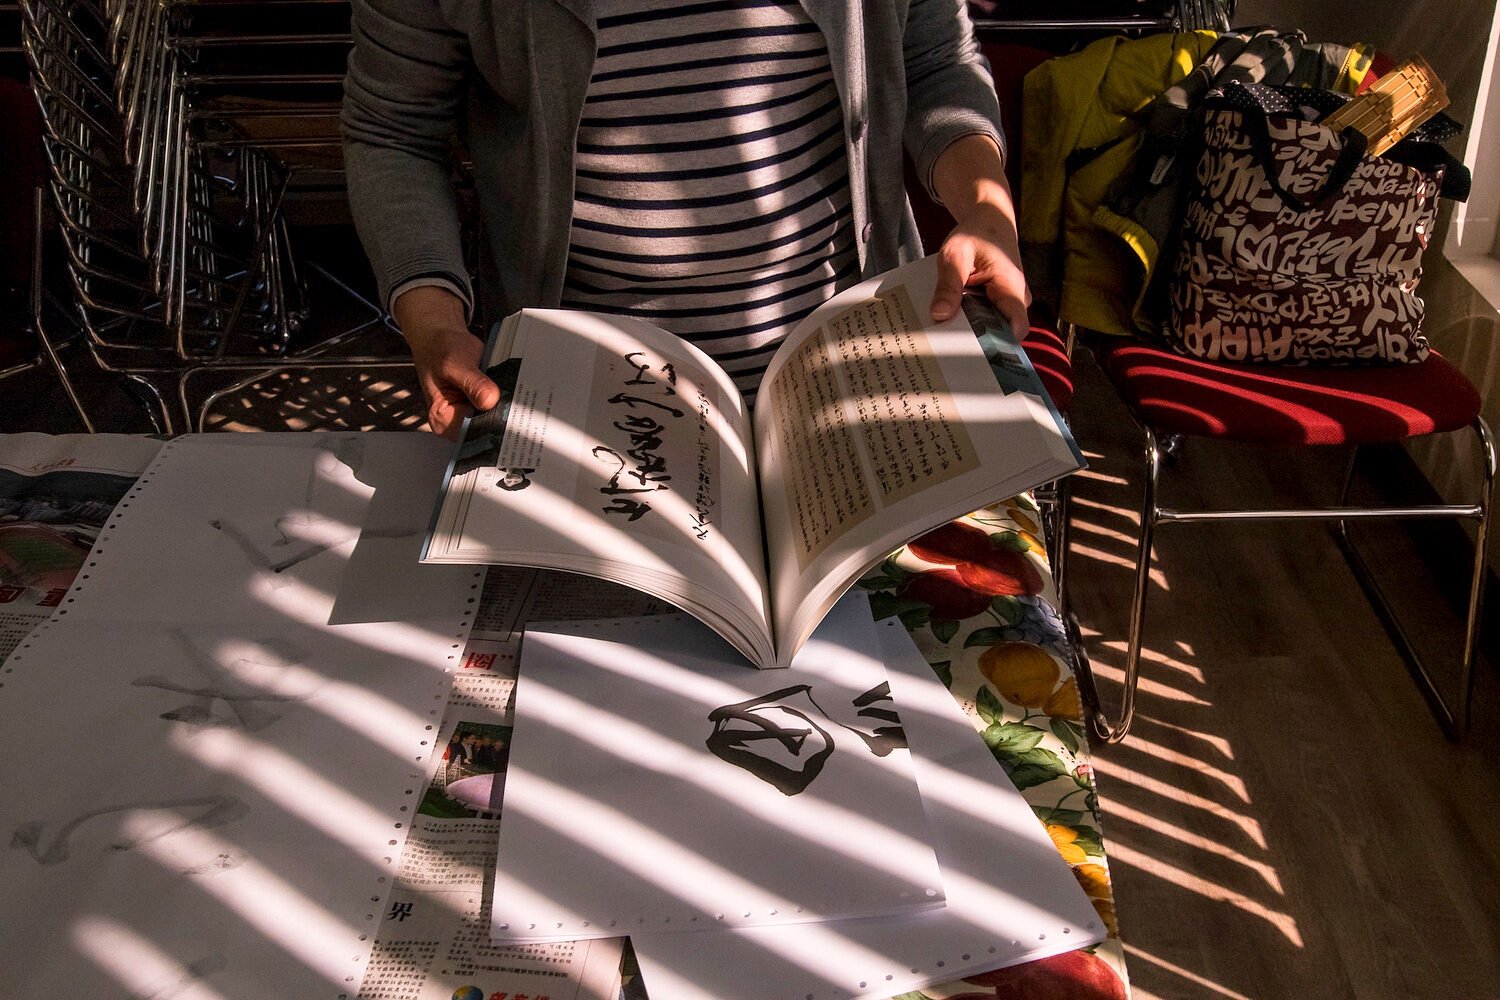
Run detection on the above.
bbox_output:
[861,222,873,244]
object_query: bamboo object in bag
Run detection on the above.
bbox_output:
[1321,55,1448,156]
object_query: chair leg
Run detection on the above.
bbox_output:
[32,302,96,434]
[30,189,95,433]
[1046,474,1072,617]
[1076,425,1164,744]
[1334,418,1497,739]
[122,373,177,435]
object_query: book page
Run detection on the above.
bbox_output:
[424,310,773,665]
[768,285,982,573]
[754,256,1083,665]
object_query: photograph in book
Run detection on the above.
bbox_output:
[421,721,513,819]
[423,255,1084,668]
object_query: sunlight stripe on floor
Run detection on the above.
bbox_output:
[1090,758,1266,848]
[1110,842,1303,945]
[1105,799,1283,892]
[1124,942,1263,999]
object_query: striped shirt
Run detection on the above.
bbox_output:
[562,0,858,399]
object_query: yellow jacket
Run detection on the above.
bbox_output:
[1020,31,1218,337]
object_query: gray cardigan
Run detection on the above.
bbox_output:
[341,0,1005,319]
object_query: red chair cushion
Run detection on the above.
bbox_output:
[1100,340,1480,446]
[1021,324,1073,415]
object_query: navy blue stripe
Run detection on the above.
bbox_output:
[560,262,855,321]
[679,296,832,343]
[579,78,829,129]
[596,0,800,31]
[591,46,821,85]
[597,22,818,59]
[575,97,838,157]
[564,251,835,297]
[567,213,844,267]
[569,260,857,350]
[573,178,846,239]
[576,146,845,211]
[585,64,828,104]
[575,119,844,183]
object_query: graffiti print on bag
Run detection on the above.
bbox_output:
[1167,109,1440,365]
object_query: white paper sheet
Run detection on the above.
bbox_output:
[629,617,1106,1000]
[494,596,945,942]
[0,433,485,999]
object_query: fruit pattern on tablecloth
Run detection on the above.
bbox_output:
[859,496,1128,999]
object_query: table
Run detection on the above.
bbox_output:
[0,433,1128,999]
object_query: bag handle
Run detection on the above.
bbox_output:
[1243,109,1368,211]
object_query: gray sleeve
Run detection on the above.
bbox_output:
[901,0,1006,202]
[389,275,474,320]
[341,0,475,314]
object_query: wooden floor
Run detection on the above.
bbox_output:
[1063,347,1500,1000]
[6,325,1500,1000]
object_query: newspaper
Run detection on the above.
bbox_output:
[357,637,625,1000]
[0,433,162,664]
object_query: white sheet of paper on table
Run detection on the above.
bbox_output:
[494,595,945,943]
[0,433,484,999]
[629,617,1106,1000]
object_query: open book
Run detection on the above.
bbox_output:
[422,256,1083,668]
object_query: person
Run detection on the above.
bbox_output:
[444,732,468,782]
[342,0,1030,439]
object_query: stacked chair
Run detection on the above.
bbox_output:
[0,73,93,430]
[20,0,402,433]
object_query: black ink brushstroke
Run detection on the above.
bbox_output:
[845,681,909,757]
[11,796,248,865]
[706,685,835,796]
[133,630,307,731]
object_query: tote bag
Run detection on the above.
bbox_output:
[1165,82,1446,365]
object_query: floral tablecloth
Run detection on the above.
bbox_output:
[857,496,1128,1000]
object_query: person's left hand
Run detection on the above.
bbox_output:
[925,133,1031,337]
[930,202,1031,338]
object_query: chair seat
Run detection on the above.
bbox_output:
[1100,340,1481,446]
[1022,324,1074,415]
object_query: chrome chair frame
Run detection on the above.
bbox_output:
[1063,397,1496,743]
[3,189,96,432]
[23,0,397,432]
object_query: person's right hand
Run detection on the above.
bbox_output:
[392,284,501,440]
